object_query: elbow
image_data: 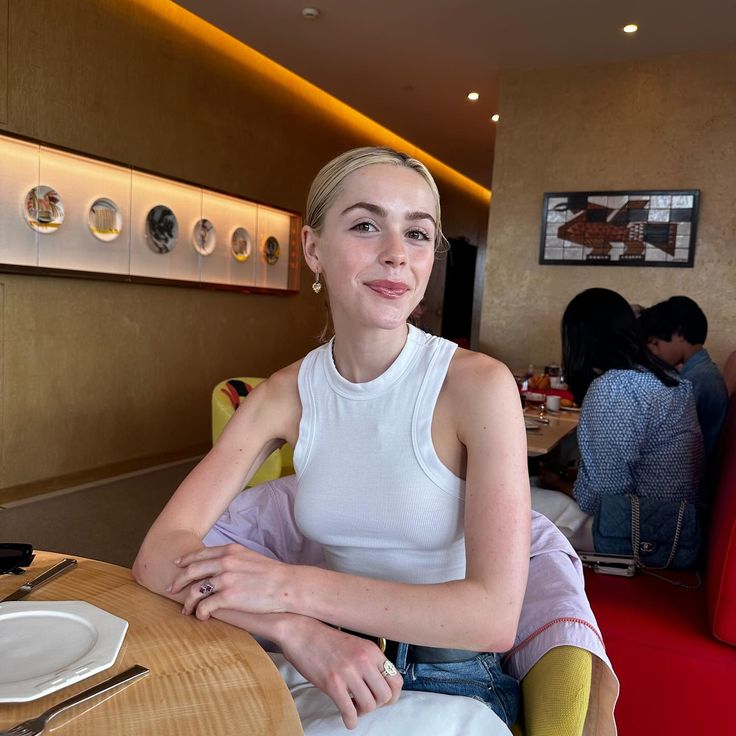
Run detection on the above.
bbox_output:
[494,626,519,654]
[131,549,157,592]
[477,625,517,654]
[131,554,147,587]
[475,611,521,653]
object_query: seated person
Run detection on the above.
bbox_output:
[639,296,728,460]
[134,147,530,734]
[532,288,704,554]
[724,350,736,397]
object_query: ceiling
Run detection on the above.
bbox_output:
[174,0,736,188]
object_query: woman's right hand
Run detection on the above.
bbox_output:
[278,617,403,729]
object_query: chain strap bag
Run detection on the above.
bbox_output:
[593,494,702,571]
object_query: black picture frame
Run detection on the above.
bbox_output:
[539,189,700,267]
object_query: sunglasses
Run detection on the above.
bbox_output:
[0,543,35,575]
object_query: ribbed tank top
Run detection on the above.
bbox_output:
[294,325,466,584]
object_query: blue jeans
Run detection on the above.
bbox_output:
[394,643,520,726]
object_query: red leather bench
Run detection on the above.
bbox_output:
[584,393,736,734]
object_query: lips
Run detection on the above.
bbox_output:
[365,280,410,298]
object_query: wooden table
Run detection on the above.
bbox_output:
[0,552,303,735]
[525,408,580,457]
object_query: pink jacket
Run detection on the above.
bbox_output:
[204,475,618,735]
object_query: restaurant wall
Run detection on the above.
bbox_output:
[482,50,736,375]
[0,0,489,499]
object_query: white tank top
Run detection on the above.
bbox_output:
[294,325,466,584]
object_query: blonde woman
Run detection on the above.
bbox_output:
[134,148,530,732]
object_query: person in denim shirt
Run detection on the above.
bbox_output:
[640,296,728,461]
[533,288,703,551]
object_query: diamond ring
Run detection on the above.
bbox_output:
[381,660,398,678]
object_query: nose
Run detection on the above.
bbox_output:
[380,231,408,268]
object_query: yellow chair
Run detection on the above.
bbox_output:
[512,646,592,736]
[212,377,284,487]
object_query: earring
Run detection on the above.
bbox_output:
[312,272,322,294]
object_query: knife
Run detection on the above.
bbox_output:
[1,557,77,602]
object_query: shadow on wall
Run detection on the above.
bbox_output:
[0,460,199,567]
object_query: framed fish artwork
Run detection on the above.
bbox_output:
[539,190,699,267]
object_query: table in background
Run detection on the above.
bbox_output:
[525,408,579,457]
[0,551,302,736]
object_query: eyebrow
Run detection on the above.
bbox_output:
[340,202,436,227]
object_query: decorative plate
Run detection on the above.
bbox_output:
[145,205,178,254]
[263,235,280,265]
[88,198,122,242]
[0,601,128,703]
[231,227,252,262]
[192,218,216,256]
[23,186,65,234]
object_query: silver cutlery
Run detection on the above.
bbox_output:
[0,664,149,736]
[0,559,77,602]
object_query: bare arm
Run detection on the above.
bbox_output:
[132,366,402,728]
[132,366,300,594]
[173,354,531,652]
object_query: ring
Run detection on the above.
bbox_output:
[380,660,398,678]
[199,579,215,596]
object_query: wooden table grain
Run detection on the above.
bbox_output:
[525,408,579,457]
[0,551,303,735]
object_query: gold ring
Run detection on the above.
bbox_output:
[381,660,398,678]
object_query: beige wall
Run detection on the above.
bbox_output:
[0,0,6,124]
[482,50,736,375]
[0,0,489,498]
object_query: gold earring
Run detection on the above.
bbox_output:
[312,272,322,294]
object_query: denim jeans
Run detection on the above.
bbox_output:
[394,643,520,726]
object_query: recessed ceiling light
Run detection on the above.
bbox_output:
[467,91,479,101]
[491,113,500,123]
[623,23,638,33]
[302,7,321,20]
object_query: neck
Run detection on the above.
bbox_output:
[330,323,410,383]
[682,343,703,364]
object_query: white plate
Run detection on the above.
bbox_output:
[88,197,123,242]
[192,218,216,256]
[145,204,178,254]
[231,227,252,262]
[0,601,128,703]
[524,418,541,431]
[559,406,581,413]
[23,185,65,234]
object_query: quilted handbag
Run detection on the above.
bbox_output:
[593,494,702,571]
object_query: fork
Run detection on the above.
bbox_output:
[0,665,149,736]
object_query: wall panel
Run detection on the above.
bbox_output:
[0,0,489,497]
[482,51,736,373]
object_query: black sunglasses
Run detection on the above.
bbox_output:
[0,543,35,575]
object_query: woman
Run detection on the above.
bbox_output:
[134,147,530,732]
[534,288,703,553]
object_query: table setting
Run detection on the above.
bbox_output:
[0,546,302,736]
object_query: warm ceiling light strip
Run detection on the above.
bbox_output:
[131,0,490,203]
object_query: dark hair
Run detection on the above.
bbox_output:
[562,288,678,405]
[639,296,708,345]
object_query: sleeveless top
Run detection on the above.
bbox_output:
[294,325,466,584]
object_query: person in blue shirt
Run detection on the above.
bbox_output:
[639,296,728,462]
[533,288,703,552]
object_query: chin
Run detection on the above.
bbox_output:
[363,307,411,332]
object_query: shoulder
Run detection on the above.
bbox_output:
[235,359,303,429]
[446,348,517,397]
[253,360,302,401]
[443,349,519,435]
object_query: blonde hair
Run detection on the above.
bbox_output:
[305,147,446,251]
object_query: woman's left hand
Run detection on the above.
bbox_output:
[169,544,290,619]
